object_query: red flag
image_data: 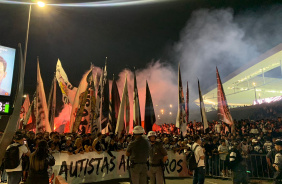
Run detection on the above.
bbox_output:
[216,67,233,125]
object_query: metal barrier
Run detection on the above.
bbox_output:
[206,154,272,180]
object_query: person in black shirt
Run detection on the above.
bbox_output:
[204,138,213,175]
[61,137,74,155]
[211,138,220,176]
[228,142,248,184]
[48,135,61,152]
[107,139,118,159]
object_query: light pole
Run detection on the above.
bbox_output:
[23,1,45,71]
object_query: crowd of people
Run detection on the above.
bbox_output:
[1,117,282,183]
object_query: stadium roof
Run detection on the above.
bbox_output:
[196,43,282,108]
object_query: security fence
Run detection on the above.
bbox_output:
[207,154,273,180]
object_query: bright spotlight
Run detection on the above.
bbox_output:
[37,1,46,7]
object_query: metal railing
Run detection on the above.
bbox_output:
[206,154,272,180]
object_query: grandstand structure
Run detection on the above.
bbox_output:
[198,43,282,111]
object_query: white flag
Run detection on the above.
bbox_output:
[176,63,187,135]
[36,60,51,133]
[115,75,128,138]
[56,59,77,105]
[70,69,92,133]
[198,80,209,132]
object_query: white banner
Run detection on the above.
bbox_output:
[51,151,189,183]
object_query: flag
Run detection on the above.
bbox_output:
[36,59,51,133]
[18,94,30,129]
[101,60,110,133]
[89,67,97,134]
[198,80,208,132]
[186,81,189,123]
[76,69,93,134]
[125,78,130,134]
[56,59,77,105]
[176,64,187,135]
[109,75,120,133]
[85,65,95,133]
[216,67,233,125]
[133,70,141,127]
[70,69,92,133]
[116,75,128,138]
[23,96,33,126]
[93,72,98,97]
[92,69,103,134]
[47,75,56,131]
[24,98,36,131]
[144,81,156,133]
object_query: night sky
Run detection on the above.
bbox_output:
[0,0,282,126]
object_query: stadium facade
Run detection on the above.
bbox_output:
[197,43,282,111]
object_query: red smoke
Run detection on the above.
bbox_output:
[53,61,178,133]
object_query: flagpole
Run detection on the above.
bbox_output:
[23,2,46,72]
[23,4,31,71]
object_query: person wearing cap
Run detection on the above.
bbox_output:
[228,142,248,184]
[273,140,282,183]
[147,131,168,184]
[5,134,31,184]
[126,126,150,184]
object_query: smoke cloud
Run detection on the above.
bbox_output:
[54,6,282,130]
[116,61,178,126]
[175,7,282,119]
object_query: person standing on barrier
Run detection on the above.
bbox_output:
[192,135,205,184]
[126,126,150,184]
[228,142,248,184]
[273,140,282,184]
[147,131,168,184]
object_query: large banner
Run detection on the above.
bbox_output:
[52,151,189,183]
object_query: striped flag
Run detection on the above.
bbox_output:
[116,75,128,138]
[216,67,233,125]
[36,59,51,133]
[92,69,104,134]
[109,75,120,133]
[47,75,56,131]
[144,81,156,133]
[198,80,208,133]
[101,60,110,133]
[133,70,141,127]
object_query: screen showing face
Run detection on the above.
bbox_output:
[0,45,16,96]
